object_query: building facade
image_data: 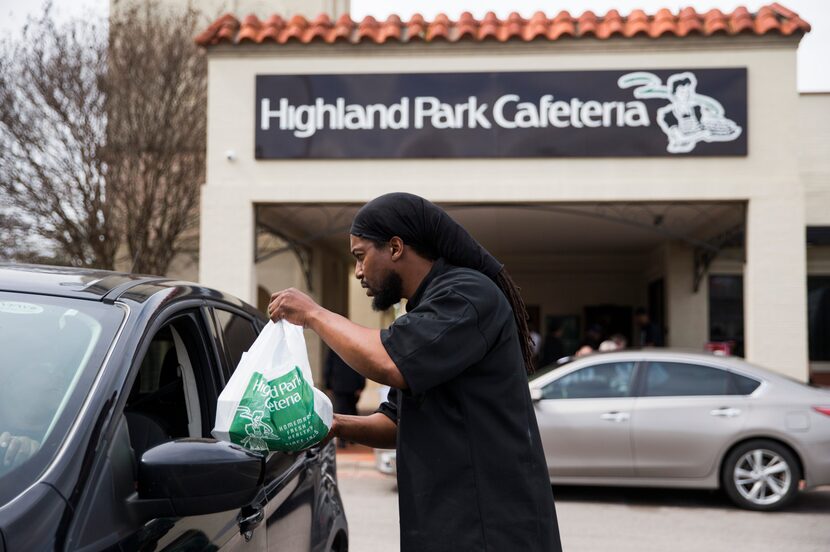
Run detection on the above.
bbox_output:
[194,5,830,384]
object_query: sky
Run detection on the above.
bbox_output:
[0,0,827,91]
[352,0,829,92]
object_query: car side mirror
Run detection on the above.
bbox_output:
[137,439,264,517]
[530,388,544,402]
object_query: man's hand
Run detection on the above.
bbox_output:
[269,291,407,389]
[268,288,323,327]
[0,432,40,470]
[318,414,341,448]
[324,413,396,450]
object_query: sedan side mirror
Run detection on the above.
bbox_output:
[137,439,264,517]
[530,388,544,402]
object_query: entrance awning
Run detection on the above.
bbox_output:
[255,201,745,291]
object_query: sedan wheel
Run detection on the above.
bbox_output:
[722,439,800,511]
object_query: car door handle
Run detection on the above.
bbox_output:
[600,411,630,422]
[710,407,741,418]
[305,447,320,460]
[238,505,264,541]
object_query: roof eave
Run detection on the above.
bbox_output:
[199,31,806,56]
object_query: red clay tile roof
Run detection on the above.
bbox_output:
[195,3,810,47]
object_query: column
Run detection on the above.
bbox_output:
[664,243,708,350]
[198,185,256,304]
[744,195,808,381]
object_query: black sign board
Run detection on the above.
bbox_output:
[255,68,747,159]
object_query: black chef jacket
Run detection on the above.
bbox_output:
[377,259,561,552]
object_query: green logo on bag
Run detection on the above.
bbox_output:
[229,366,329,452]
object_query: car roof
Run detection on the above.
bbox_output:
[534,349,806,388]
[0,263,259,317]
[0,263,161,300]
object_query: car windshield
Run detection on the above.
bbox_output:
[0,292,124,499]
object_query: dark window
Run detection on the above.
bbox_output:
[709,275,744,357]
[543,362,635,399]
[648,278,666,345]
[644,361,731,397]
[730,372,761,395]
[127,326,191,441]
[583,305,634,348]
[124,313,213,464]
[213,309,258,374]
[808,276,830,361]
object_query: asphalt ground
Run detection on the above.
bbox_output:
[336,446,830,552]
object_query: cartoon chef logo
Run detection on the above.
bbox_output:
[618,71,742,154]
[236,406,278,451]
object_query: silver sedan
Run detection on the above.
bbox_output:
[529,350,830,511]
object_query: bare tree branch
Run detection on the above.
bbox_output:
[0,1,206,275]
[0,7,115,268]
[106,1,206,275]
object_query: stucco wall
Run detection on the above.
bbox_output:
[800,93,830,226]
[505,253,646,339]
[205,38,801,200]
[664,243,709,350]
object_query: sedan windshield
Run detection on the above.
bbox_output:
[0,292,124,498]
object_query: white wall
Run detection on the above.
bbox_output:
[506,253,646,334]
[800,94,830,375]
[800,93,830,227]
[205,38,802,203]
[664,243,709,350]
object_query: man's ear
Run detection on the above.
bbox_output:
[389,236,404,262]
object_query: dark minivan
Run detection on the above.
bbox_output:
[0,264,348,551]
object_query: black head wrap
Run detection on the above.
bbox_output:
[350,192,503,280]
[350,192,535,374]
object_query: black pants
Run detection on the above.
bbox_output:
[332,392,358,416]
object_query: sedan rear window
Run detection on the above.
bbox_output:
[644,362,731,396]
[730,372,762,395]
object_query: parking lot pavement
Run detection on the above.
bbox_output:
[337,448,400,552]
[337,449,830,552]
[553,485,830,552]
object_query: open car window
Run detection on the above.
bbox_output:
[211,308,259,378]
[123,312,213,464]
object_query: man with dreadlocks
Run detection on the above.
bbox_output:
[268,192,561,552]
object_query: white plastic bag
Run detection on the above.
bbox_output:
[213,320,333,452]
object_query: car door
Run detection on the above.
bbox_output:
[534,360,638,478]
[206,305,320,552]
[68,307,263,551]
[631,360,749,478]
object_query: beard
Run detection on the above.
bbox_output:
[370,269,403,311]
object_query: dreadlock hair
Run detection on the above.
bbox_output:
[495,268,536,375]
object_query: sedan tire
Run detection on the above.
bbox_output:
[722,439,800,511]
